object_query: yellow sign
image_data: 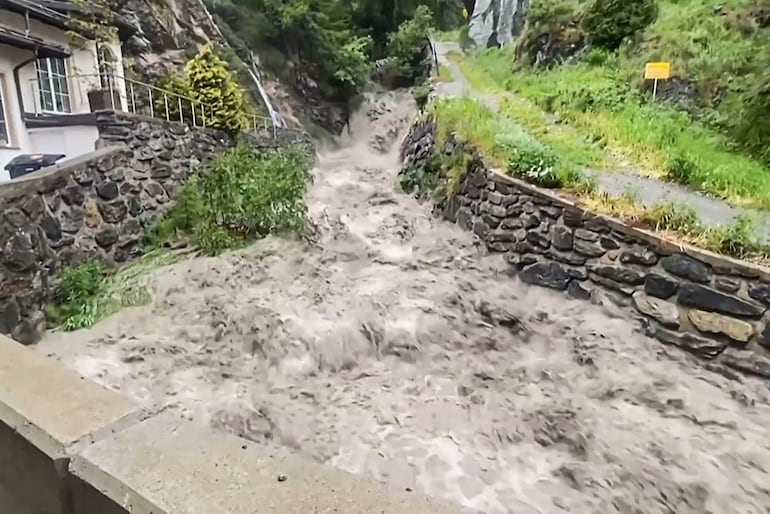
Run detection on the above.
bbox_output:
[645,62,672,80]
[462,7,468,19]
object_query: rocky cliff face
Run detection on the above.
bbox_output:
[116,0,219,81]
[468,0,530,48]
[112,0,342,133]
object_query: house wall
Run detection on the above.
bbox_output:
[1,10,116,115]
[0,9,128,178]
[28,125,99,159]
[0,43,33,174]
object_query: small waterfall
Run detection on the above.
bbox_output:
[198,0,286,129]
[247,52,286,129]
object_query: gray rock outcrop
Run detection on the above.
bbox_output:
[468,0,530,48]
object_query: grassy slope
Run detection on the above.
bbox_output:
[452,0,770,210]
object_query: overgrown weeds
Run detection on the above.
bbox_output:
[436,63,453,82]
[450,23,770,210]
[431,97,590,190]
[582,193,770,261]
[46,251,178,331]
[147,144,312,255]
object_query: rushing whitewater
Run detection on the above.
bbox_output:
[39,88,770,513]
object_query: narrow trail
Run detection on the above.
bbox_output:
[38,88,770,513]
[434,41,770,243]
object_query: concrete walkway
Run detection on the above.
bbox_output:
[432,41,770,243]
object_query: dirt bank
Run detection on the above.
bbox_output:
[39,90,770,513]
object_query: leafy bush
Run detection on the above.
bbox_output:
[494,123,563,188]
[387,5,434,86]
[333,36,374,95]
[733,80,770,164]
[154,73,195,121]
[582,47,615,66]
[508,141,562,188]
[149,144,312,255]
[583,0,658,50]
[528,0,580,29]
[397,154,444,201]
[185,46,251,132]
[158,47,251,133]
[517,0,584,66]
[48,261,107,330]
[412,84,431,111]
[46,252,178,331]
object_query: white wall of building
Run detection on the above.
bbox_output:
[0,43,34,173]
[28,125,98,160]
[0,9,128,180]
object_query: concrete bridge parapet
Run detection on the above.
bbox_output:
[0,335,463,514]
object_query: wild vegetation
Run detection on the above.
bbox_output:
[147,144,313,256]
[48,141,313,331]
[158,46,252,133]
[206,0,465,100]
[45,252,178,331]
[416,73,770,261]
[455,0,770,209]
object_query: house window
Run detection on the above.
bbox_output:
[36,57,71,114]
[0,76,9,146]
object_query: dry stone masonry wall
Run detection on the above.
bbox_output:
[0,112,312,344]
[401,117,770,381]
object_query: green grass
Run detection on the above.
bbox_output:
[46,250,179,331]
[433,28,461,42]
[430,97,587,190]
[147,144,312,256]
[627,0,770,102]
[451,43,770,210]
[436,63,453,82]
[449,49,608,170]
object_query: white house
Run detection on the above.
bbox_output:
[0,0,134,181]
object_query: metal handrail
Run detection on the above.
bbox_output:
[27,71,275,136]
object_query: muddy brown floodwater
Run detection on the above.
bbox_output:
[39,91,770,513]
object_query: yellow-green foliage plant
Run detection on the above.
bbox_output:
[185,46,250,133]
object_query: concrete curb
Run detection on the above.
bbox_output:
[0,336,462,513]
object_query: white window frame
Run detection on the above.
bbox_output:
[36,57,72,115]
[0,74,10,147]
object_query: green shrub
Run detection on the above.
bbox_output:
[48,261,107,331]
[733,80,770,164]
[495,126,562,188]
[154,73,195,121]
[517,0,583,66]
[528,0,580,29]
[333,36,373,95]
[387,5,434,86]
[582,47,615,66]
[149,144,312,255]
[412,84,431,111]
[186,46,251,132]
[583,0,658,50]
[46,252,178,331]
[397,154,444,201]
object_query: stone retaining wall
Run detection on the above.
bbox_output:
[0,112,312,344]
[401,117,770,380]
